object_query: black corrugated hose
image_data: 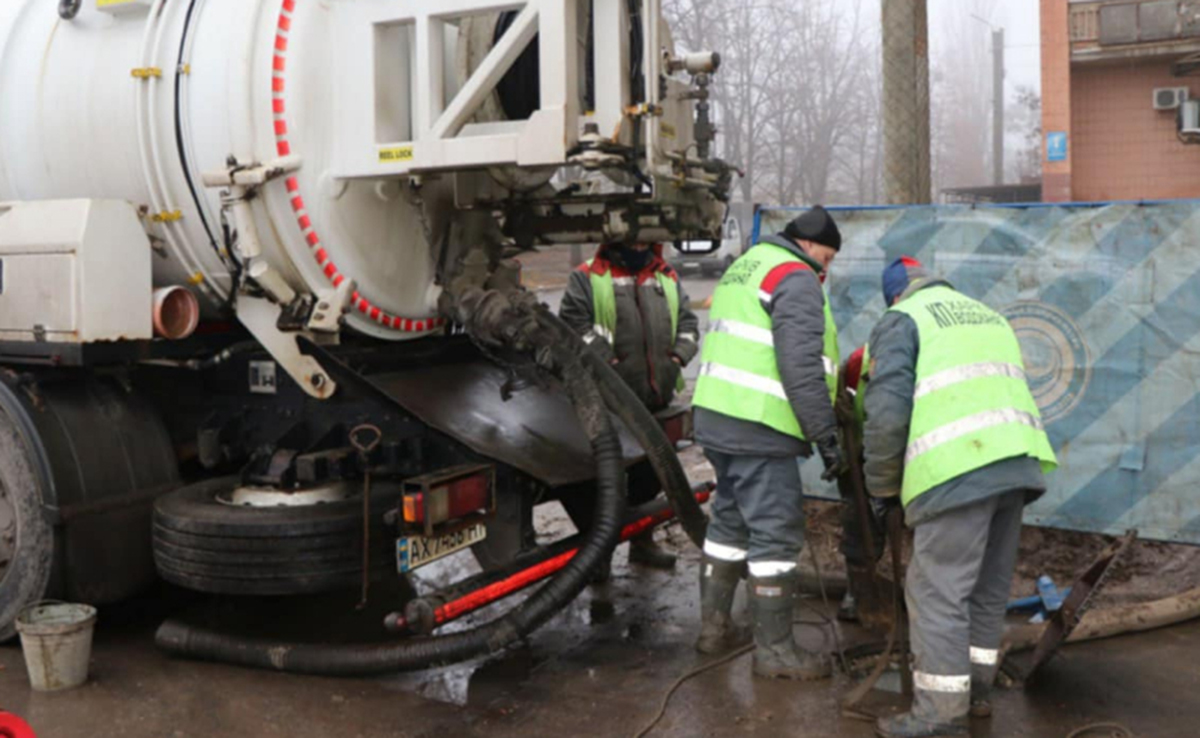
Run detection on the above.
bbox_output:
[580,351,708,547]
[155,293,629,674]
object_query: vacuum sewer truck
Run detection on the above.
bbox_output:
[0,0,731,671]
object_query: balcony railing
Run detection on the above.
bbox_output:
[1070,0,1200,46]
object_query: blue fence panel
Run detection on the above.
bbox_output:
[754,202,1200,544]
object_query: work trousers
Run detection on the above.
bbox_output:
[906,489,1025,724]
[702,449,805,576]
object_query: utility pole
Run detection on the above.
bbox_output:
[882,0,931,204]
[992,27,1005,186]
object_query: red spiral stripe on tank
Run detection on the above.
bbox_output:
[272,0,442,334]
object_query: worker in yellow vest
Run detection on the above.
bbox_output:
[691,206,848,681]
[560,241,700,570]
[865,257,1057,738]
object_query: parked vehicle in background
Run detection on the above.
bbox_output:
[669,216,745,277]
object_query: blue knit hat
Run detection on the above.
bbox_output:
[882,256,927,306]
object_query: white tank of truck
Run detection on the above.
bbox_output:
[0,0,725,371]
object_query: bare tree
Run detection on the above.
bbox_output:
[1006,86,1042,184]
[929,0,998,193]
[664,0,884,206]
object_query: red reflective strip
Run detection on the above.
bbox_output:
[270,0,437,335]
[760,261,812,296]
[414,320,426,332]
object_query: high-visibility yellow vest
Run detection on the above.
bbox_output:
[890,285,1057,506]
[587,260,683,391]
[693,243,839,440]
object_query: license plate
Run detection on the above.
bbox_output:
[397,523,487,573]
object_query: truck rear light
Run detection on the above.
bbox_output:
[401,465,494,533]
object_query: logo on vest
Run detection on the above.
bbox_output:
[1002,301,1091,423]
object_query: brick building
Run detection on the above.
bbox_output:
[1041,0,1200,202]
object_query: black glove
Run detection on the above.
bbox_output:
[817,436,849,482]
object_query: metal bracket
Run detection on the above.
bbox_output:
[203,156,303,305]
[236,296,337,400]
[307,278,357,334]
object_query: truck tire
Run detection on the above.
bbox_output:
[153,477,403,596]
[0,401,54,642]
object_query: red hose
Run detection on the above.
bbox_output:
[426,489,712,629]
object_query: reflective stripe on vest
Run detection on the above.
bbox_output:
[587,260,680,343]
[889,285,1057,506]
[693,243,839,441]
[587,259,683,391]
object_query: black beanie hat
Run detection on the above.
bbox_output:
[783,206,841,251]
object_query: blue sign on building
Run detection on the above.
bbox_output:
[1047,131,1068,162]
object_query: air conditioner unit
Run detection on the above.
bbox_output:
[1178,99,1200,143]
[1154,87,1190,110]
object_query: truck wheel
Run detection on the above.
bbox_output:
[153,477,403,596]
[0,405,54,642]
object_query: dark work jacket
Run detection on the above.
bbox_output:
[559,244,699,411]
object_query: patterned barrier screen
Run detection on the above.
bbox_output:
[755,202,1200,545]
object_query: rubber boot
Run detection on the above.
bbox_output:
[875,713,968,738]
[628,530,677,569]
[970,663,995,718]
[695,556,749,654]
[748,572,832,680]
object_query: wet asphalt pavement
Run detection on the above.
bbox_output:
[2,530,1199,738]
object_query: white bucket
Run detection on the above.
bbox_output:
[15,602,97,692]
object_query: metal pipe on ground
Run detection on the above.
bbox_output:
[1004,586,1200,653]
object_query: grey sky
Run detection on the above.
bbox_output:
[930,0,1043,101]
